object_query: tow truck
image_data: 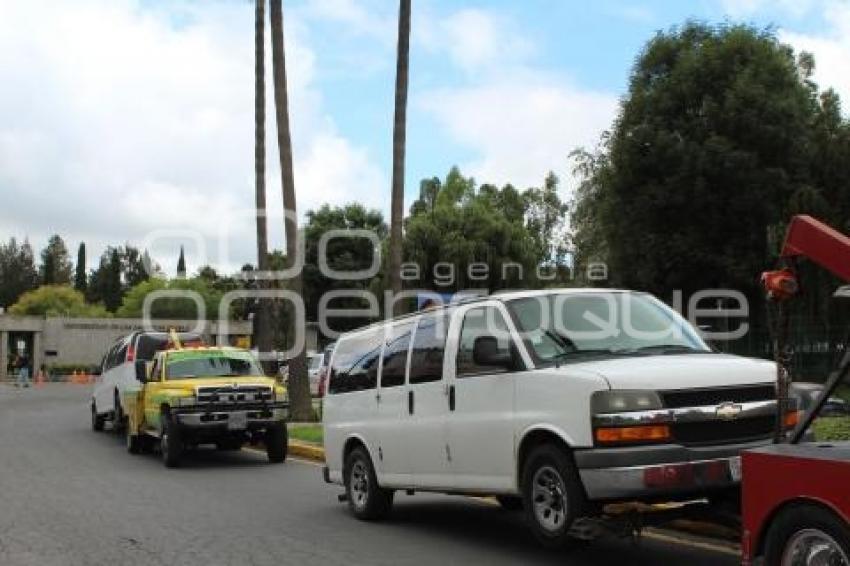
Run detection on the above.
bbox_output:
[742,215,850,565]
[123,336,289,467]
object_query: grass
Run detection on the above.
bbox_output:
[289,423,323,445]
[813,417,850,442]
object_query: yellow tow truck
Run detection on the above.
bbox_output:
[123,340,289,467]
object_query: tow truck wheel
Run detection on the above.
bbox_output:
[265,423,288,463]
[344,446,393,520]
[765,505,850,566]
[127,430,143,454]
[522,444,585,548]
[91,403,105,432]
[161,414,184,468]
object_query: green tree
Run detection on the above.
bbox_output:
[87,247,124,312]
[116,277,224,320]
[571,23,818,313]
[74,243,87,292]
[404,167,545,292]
[270,0,310,421]
[9,285,108,317]
[388,0,412,315]
[303,203,388,332]
[40,235,73,285]
[0,238,39,309]
[123,246,151,288]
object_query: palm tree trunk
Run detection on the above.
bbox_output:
[388,0,411,316]
[254,0,273,371]
[270,0,311,421]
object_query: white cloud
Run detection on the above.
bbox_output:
[0,0,387,274]
[421,74,617,191]
[780,2,850,107]
[419,7,617,194]
[718,0,818,19]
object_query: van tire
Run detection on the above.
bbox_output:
[522,444,585,548]
[265,424,288,463]
[764,504,850,565]
[345,446,393,520]
[91,403,105,432]
[113,391,125,433]
[161,414,183,468]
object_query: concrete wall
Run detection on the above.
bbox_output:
[1,315,321,380]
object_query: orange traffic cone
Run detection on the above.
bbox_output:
[35,370,45,387]
[72,370,79,384]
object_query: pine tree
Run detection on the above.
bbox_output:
[176,246,186,278]
[74,243,87,292]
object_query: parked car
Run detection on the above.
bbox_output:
[279,351,326,397]
[322,289,793,547]
[91,331,204,432]
[316,342,336,398]
[122,345,289,467]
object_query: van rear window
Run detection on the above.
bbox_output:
[328,329,383,394]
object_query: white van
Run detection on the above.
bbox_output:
[322,289,788,547]
[91,331,204,431]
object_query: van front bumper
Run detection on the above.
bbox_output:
[574,438,769,501]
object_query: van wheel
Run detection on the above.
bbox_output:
[764,505,850,565]
[522,444,585,548]
[345,446,393,520]
[161,414,183,468]
[113,391,125,433]
[91,403,105,432]
[265,424,288,463]
[496,496,524,511]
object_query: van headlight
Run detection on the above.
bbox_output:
[591,390,663,414]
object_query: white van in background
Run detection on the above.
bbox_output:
[322,289,791,547]
[91,331,204,431]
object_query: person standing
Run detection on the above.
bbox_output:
[16,354,30,388]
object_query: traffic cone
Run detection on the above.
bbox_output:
[72,370,79,384]
[35,370,45,387]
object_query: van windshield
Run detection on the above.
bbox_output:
[506,292,709,364]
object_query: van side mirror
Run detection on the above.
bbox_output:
[473,336,513,369]
[135,360,148,383]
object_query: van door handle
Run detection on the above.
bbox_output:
[449,385,456,411]
[408,390,414,415]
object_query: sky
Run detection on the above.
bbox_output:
[1,0,849,275]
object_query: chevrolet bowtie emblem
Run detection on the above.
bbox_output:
[716,402,743,420]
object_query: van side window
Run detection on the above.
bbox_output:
[381,323,413,388]
[328,329,383,394]
[457,306,515,377]
[409,314,449,384]
[116,342,129,365]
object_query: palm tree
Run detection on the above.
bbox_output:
[253,0,273,368]
[388,0,411,316]
[269,0,310,420]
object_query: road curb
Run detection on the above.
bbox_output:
[288,439,324,462]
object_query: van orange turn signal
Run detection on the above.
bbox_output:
[595,425,671,445]
[784,410,802,429]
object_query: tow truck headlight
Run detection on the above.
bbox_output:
[591,390,663,414]
[274,387,288,403]
[176,395,196,407]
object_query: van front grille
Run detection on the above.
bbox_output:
[662,385,775,409]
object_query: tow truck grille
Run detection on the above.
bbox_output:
[661,384,775,409]
[195,385,273,404]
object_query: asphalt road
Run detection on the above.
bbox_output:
[0,385,737,566]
